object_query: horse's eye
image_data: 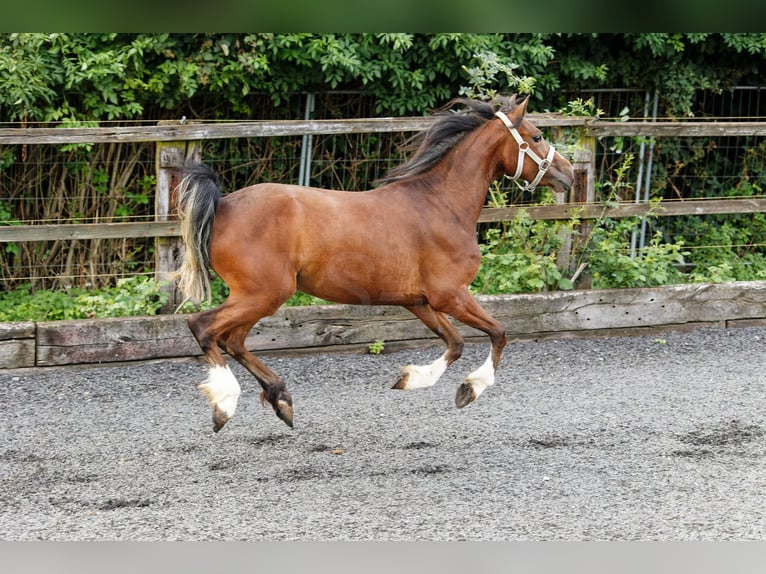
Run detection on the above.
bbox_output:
[533,135,543,143]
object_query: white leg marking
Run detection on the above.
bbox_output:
[399,353,449,390]
[464,350,495,399]
[198,365,241,419]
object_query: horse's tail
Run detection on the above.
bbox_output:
[171,162,221,303]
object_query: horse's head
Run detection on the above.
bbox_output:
[495,95,574,195]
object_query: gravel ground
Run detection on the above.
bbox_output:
[1,325,765,541]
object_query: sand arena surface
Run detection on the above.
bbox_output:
[2,326,765,540]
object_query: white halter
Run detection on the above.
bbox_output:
[495,110,556,192]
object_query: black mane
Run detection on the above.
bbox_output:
[376,95,525,186]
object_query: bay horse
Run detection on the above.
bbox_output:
[173,94,574,432]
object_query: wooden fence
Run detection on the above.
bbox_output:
[2,115,766,369]
[2,115,766,303]
[3,281,766,369]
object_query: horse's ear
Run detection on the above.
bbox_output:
[509,95,530,127]
[518,95,529,115]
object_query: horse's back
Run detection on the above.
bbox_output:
[211,183,372,259]
[221,182,364,217]
[217,182,402,236]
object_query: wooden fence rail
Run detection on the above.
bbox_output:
[3,281,766,369]
[3,117,765,145]
[587,121,766,137]
[0,114,584,145]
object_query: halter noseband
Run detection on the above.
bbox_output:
[495,110,556,192]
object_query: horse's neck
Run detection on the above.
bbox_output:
[431,125,507,221]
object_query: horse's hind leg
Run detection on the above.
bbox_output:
[392,303,464,390]
[187,306,244,432]
[188,297,294,431]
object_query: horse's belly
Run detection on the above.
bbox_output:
[296,253,423,306]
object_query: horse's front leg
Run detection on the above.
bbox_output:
[432,290,507,408]
[222,328,294,429]
[392,304,464,390]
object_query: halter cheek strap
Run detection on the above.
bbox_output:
[495,110,556,192]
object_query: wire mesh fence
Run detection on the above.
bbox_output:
[2,89,766,295]
[562,87,766,280]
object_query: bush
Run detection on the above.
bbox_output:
[472,210,574,294]
[0,276,168,321]
[587,219,686,289]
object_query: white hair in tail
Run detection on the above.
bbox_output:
[171,164,221,304]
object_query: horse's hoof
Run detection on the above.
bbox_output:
[454,382,476,409]
[392,371,410,390]
[275,399,294,428]
[212,405,231,433]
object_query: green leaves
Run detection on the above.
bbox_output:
[4,33,766,123]
[587,222,686,289]
[460,51,530,100]
[367,339,386,355]
[0,33,550,122]
[0,276,168,321]
[472,211,572,295]
[0,34,58,120]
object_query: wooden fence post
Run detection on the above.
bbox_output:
[155,122,200,313]
[572,142,596,288]
[556,136,596,288]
